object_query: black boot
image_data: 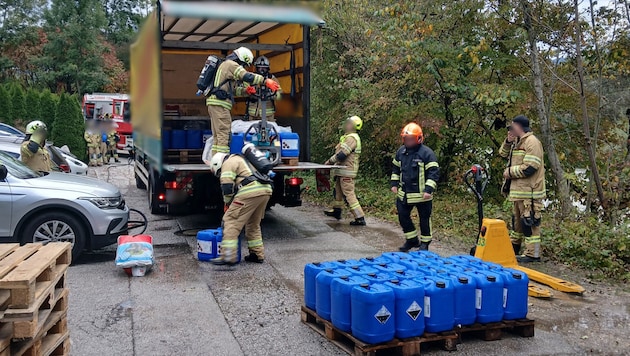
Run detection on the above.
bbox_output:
[516,255,541,263]
[244,253,264,263]
[324,208,342,220]
[350,217,366,226]
[399,237,420,252]
[512,243,521,256]
[418,241,431,251]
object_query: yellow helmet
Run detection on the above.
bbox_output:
[25,120,47,135]
[346,115,363,131]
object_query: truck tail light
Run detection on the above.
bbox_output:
[286,177,303,186]
[165,181,178,189]
[158,193,166,201]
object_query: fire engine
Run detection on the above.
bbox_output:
[81,93,132,151]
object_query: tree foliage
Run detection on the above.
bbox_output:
[0,85,12,125]
[38,89,57,131]
[10,84,26,126]
[51,93,86,161]
[24,89,41,121]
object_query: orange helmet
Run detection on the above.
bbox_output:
[401,123,424,144]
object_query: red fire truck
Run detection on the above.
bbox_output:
[81,93,132,151]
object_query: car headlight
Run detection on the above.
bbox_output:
[79,196,122,209]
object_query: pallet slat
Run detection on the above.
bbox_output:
[0,243,71,288]
[11,310,68,356]
[0,245,43,281]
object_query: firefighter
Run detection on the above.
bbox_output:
[106,119,120,163]
[323,116,366,226]
[499,115,546,263]
[99,120,109,165]
[236,56,282,122]
[84,120,100,166]
[21,120,52,173]
[206,47,280,156]
[208,152,273,265]
[391,123,440,252]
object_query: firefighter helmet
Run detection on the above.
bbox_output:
[25,120,47,135]
[346,116,363,131]
[209,153,228,176]
[233,47,254,66]
[401,123,423,144]
[254,56,270,68]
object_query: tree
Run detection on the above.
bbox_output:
[24,89,41,121]
[0,85,12,125]
[10,84,27,126]
[102,0,151,69]
[52,94,86,161]
[39,89,57,131]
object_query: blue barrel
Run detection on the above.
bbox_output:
[202,130,212,145]
[381,252,412,263]
[343,265,379,276]
[171,130,187,149]
[470,271,504,323]
[351,284,396,344]
[334,259,363,269]
[162,130,171,150]
[360,256,395,265]
[230,133,245,154]
[498,268,529,320]
[374,263,407,275]
[417,276,455,333]
[187,129,203,149]
[385,279,425,338]
[196,228,241,262]
[390,269,423,281]
[399,259,431,271]
[446,273,477,326]
[449,254,483,265]
[409,251,442,260]
[303,262,338,310]
[331,275,369,332]
[315,269,347,320]
[363,272,393,284]
[279,132,300,157]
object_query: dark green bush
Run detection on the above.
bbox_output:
[51,94,86,161]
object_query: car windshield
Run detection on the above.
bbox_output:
[0,124,25,137]
[0,151,41,179]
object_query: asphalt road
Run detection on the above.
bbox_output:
[66,164,629,355]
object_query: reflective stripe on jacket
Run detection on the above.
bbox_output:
[499,132,546,201]
[330,133,361,178]
[220,155,273,202]
[206,60,265,110]
[390,144,439,203]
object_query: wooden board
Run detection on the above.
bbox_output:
[455,318,535,341]
[281,157,299,166]
[5,288,68,340]
[164,149,203,164]
[11,310,68,356]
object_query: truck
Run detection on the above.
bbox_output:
[131,1,330,214]
[81,93,132,150]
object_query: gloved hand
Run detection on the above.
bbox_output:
[264,78,279,92]
[31,132,45,145]
[27,140,40,154]
[245,86,257,95]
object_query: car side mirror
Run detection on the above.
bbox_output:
[0,165,7,180]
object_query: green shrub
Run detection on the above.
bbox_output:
[39,90,58,130]
[51,94,86,161]
[24,89,41,122]
[0,85,13,125]
[10,84,26,127]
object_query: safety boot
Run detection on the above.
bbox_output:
[209,257,237,266]
[399,237,420,252]
[350,217,366,226]
[512,243,521,256]
[418,241,431,251]
[516,255,541,263]
[244,253,264,263]
[324,208,342,220]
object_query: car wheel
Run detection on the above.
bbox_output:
[21,211,86,261]
[135,173,147,189]
[148,177,164,214]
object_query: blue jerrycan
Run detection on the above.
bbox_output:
[385,279,425,338]
[303,262,338,310]
[351,284,396,344]
[331,275,369,332]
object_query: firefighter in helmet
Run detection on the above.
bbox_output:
[206,47,280,156]
[208,148,273,265]
[21,120,52,173]
[236,56,282,122]
[105,118,120,163]
[84,119,100,166]
[391,123,440,251]
[324,116,366,226]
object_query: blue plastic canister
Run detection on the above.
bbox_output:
[385,279,425,338]
[303,262,339,310]
[344,265,379,276]
[363,272,393,284]
[449,254,483,265]
[390,269,423,281]
[351,284,396,344]
[381,252,412,263]
[470,270,504,323]
[315,269,347,321]
[162,130,171,150]
[330,275,369,332]
[279,132,300,158]
[409,251,442,260]
[418,276,455,333]
[334,259,363,269]
[496,268,529,320]
[230,133,245,154]
[202,130,212,144]
[399,259,431,271]
[445,273,477,326]
[374,263,408,275]
[187,129,202,149]
[196,228,241,262]
[360,256,395,265]
[171,130,187,149]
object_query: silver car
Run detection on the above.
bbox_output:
[0,151,129,259]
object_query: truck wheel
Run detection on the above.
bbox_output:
[135,173,147,189]
[21,211,86,261]
[148,177,165,214]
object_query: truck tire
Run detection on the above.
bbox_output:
[21,211,86,261]
[148,177,165,214]
[135,173,147,189]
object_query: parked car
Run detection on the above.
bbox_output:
[0,123,25,137]
[0,142,64,172]
[57,146,88,175]
[46,144,71,173]
[0,151,129,259]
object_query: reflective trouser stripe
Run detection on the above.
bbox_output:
[525,235,541,243]
[247,239,263,248]
[404,230,418,239]
[222,240,238,248]
[213,145,230,153]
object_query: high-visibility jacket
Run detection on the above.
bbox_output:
[499,132,546,201]
[235,74,282,118]
[206,60,265,110]
[391,144,440,203]
[84,131,99,148]
[220,155,273,204]
[21,140,51,172]
[329,133,361,178]
[107,130,118,146]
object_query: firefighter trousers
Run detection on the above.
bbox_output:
[207,105,231,156]
[221,194,271,263]
[511,199,542,258]
[249,113,275,122]
[87,146,99,166]
[397,199,432,243]
[332,176,364,219]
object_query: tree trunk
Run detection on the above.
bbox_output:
[574,0,607,209]
[521,0,572,216]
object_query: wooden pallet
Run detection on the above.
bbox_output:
[10,310,69,356]
[281,158,299,166]
[164,149,203,163]
[0,243,71,310]
[301,306,458,356]
[455,318,535,342]
[3,286,69,340]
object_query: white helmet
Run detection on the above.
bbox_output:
[25,120,47,135]
[209,153,228,176]
[233,47,254,66]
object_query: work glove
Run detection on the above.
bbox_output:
[31,132,45,145]
[245,86,257,95]
[264,78,279,93]
[27,140,40,154]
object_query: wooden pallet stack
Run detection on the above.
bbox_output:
[0,243,72,356]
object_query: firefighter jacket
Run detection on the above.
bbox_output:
[21,140,51,172]
[391,144,440,203]
[499,132,546,201]
[107,130,118,146]
[235,74,282,118]
[206,60,265,110]
[220,155,273,204]
[84,131,99,148]
[329,133,361,178]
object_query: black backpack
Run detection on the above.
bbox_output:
[196,55,225,96]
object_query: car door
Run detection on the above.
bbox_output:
[0,171,12,238]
